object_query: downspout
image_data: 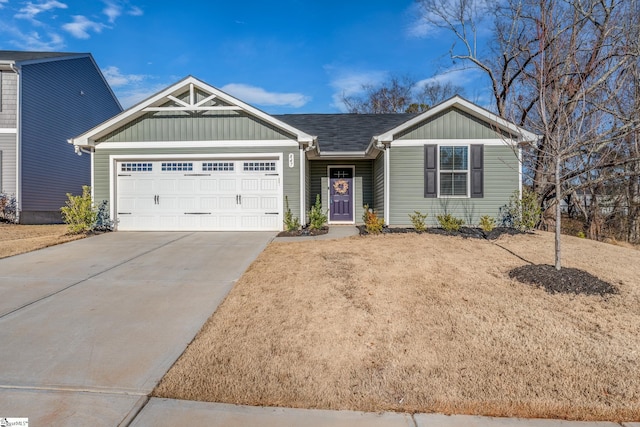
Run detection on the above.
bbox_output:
[11,63,21,222]
[384,145,390,226]
[299,145,305,225]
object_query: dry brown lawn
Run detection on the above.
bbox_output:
[0,223,85,259]
[154,231,640,421]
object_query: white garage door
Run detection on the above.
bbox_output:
[115,159,282,231]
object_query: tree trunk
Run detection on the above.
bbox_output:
[555,156,562,271]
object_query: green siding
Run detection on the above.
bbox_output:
[309,159,373,224]
[388,145,519,226]
[94,146,301,221]
[97,111,294,143]
[304,157,310,223]
[397,107,509,140]
[373,152,385,216]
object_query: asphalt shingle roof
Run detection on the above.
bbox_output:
[274,113,417,152]
[0,51,85,62]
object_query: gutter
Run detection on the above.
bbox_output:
[11,62,21,222]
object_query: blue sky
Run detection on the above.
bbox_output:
[0,0,490,113]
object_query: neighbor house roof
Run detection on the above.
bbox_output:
[274,113,416,153]
[0,50,85,63]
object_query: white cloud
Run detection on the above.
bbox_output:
[325,66,388,111]
[0,22,65,50]
[220,83,310,108]
[102,1,121,23]
[415,67,481,88]
[405,0,494,39]
[15,0,67,22]
[127,6,142,16]
[101,66,146,87]
[62,15,105,39]
[0,0,9,9]
[116,84,164,109]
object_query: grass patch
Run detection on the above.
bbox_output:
[0,224,86,259]
[154,231,640,421]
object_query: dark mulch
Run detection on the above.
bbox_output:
[509,264,618,296]
[357,225,526,241]
[277,226,329,237]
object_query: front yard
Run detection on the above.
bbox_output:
[154,231,640,421]
[0,224,84,259]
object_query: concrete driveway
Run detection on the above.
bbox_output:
[0,231,274,426]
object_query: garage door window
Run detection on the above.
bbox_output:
[121,162,153,172]
[244,161,276,172]
[203,162,234,172]
[161,162,193,172]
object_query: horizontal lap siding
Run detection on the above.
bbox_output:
[94,145,301,219]
[309,159,373,223]
[389,145,519,226]
[0,71,17,128]
[0,133,16,194]
[20,57,121,211]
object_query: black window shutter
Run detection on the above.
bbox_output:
[424,144,437,198]
[470,144,484,198]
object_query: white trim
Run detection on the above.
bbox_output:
[299,148,305,223]
[0,128,17,134]
[14,63,21,220]
[71,76,314,147]
[109,152,284,231]
[518,146,523,196]
[437,144,471,199]
[384,147,390,225]
[90,151,94,201]
[376,95,539,144]
[327,165,356,224]
[94,140,298,150]
[391,138,516,147]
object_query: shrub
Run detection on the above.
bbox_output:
[408,210,428,232]
[93,200,114,232]
[61,186,96,234]
[363,204,385,234]
[500,188,541,231]
[436,213,464,232]
[308,194,327,230]
[479,215,496,232]
[283,196,301,231]
[0,193,17,223]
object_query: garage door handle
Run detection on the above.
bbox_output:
[118,212,132,215]
[184,212,212,215]
[265,173,279,176]
[265,212,279,215]
[236,195,242,204]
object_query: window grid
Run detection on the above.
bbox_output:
[203,162,235,172]
[161,162,193,172]
[439,146,468,197]
[121,162,153,172]
[243,161,276,172]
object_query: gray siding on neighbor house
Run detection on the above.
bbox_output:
[388,145,519,226]
[310,159,372,223]
[373,152,385,216]
[96,111,294,143]
[0,71,17,128]
[93,145,302,221]
[0,133,16,194]
[19,56,121,214]
[304,156,310,223]
[397,107,508,140]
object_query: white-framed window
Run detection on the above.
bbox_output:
[121,162,153,172]
[439,146,468,196]
[203,162,234,172]
[243,161,276,172]
[161,162,193,171]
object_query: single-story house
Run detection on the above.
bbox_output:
[69,75,537,231]
[0,51,122,223]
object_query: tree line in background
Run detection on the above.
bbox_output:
[348,0,640,269]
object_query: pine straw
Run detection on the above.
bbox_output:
[154,231,640,421]
[0,224,85,259]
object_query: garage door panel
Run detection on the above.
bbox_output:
[261,178,278,191]
[199,179,217,192]
[241,178,260,191]
[199,197,218,210]
[219,179,237,192]
[260,196,278,210]
[241,196,259,210]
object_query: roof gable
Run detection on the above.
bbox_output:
[71,76,314,147]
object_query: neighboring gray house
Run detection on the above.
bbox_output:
[0,51,122,223]
[70,76,537,231]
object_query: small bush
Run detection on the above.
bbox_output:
[61,186,96,234]
[500,188,541,231]
[0,193,17,223]
[479,215,496,232]
[436,213,464,232]
[93,200,114,232]
[283,196,300,231]
[577,231,586,239]
[408,210,428,232]
[308,194,327,230]
[363,204,385,234]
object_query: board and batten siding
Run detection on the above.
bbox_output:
[397,107,510,140]
[96,111,294,143]
[19,56,121,216]
[0,71,18,128]
[93,145,302,221]
[0,133,16,194]
[388,145,519,226]
[373,152,385,216]
[310,159,373,224]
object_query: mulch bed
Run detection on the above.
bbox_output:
[357,225,526,241]
[509,264,618,296]
[277,226,329,237]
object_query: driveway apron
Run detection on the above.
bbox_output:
[0,231,274,426]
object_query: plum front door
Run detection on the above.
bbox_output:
[329,167,354,222]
